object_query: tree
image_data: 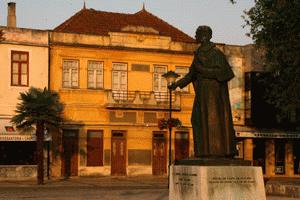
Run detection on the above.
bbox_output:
[0,29,4,41]
[11,87,64,184]
[243,0,300,127]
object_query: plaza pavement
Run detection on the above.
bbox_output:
[0,176,299,200]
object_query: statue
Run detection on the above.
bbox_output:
[170,26,236,158]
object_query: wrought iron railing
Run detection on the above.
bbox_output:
[105,90,180,110]
[111,90,175,102]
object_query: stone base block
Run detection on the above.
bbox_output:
[170,165,266,200]
[0,165,37,178]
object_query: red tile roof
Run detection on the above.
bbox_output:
[54,8,195,43]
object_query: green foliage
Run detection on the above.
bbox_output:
[243,0,300,124]
[0,29,4,41]
[158,118,182,130]
[11,87,64,130]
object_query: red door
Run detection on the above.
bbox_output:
[175,132,189,161]
[152,132,166,175]
[87,130,103,166]
[61,130,78,177]
[111,131,127,175]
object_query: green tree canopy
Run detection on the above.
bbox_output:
[11,87,64,184]
[243,0,300,127]
[0,29,4,41]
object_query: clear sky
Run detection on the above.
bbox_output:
[0,0,255,45]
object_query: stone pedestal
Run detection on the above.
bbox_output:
[170,165,266,200]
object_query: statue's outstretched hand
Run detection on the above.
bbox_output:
[168,82,178,90]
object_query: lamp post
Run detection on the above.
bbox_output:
[162,70,179,188]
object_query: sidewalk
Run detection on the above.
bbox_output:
[0,176,300,199]
[0,176,168,189]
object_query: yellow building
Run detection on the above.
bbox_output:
[49,7,197,177]
[49,7,300,178]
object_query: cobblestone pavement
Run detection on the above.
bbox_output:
[0,177,298,200]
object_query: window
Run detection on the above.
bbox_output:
[87,61,103,89]
[62,60,79,88]
[11,51,29,86]
[112,63,127,90]
[175,66,189,92]
[87,130,103,166]
[153,65,167,101]
[153,65,167,92]
[112,63,127,100]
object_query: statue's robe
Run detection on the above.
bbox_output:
[176,43,236,157]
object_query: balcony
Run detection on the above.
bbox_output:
[105,90,181,110]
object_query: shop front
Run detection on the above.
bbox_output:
[0,119,51,178]
[236,130,300,177]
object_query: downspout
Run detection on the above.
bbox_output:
[48,31,51,89]
[47,31,51,179]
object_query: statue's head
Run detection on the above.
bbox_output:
[195,25,212,43]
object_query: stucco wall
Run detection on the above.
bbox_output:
[0,27,48,116]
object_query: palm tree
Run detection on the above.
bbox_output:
[11,87,64,184]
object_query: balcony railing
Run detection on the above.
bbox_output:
[105,90,181,110]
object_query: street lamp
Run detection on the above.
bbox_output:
[162,70,179,188]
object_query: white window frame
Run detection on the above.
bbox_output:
[112,63,128,100]
[153,65,167,92]
[153,65,168,102]
[175,66,189,92]
[87,61,104,89]
[62,59,79,88]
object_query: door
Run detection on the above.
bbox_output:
[152,132,166,175]
[111,131,127,175]
[61,130,78,177]
[275,140,285,174]
[253,139,266,174]
[87,130,103,166]
[175,132,189,161]
[294,140,300,174]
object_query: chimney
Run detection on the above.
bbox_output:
[7,2,16,27]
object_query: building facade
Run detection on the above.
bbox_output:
[49,7,300,178]
[0,3,49,178]
[1,4,298,179]
[49,7,197,177]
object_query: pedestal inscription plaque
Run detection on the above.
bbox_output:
[170,165,266,200]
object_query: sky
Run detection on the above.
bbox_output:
[0,0,255,45]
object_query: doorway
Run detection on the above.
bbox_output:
[253,139,266,174]
[61,130,79,177]
[152,132,166,175]
[111,131,127,175]
[293,140,300,174]
[175,131,189,161]
[275,140,285,174]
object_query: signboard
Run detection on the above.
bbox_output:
[0,134,35,141]
[236,131,300,139]
[0,134,52,141]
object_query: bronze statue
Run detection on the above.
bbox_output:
[170,26,236,158]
